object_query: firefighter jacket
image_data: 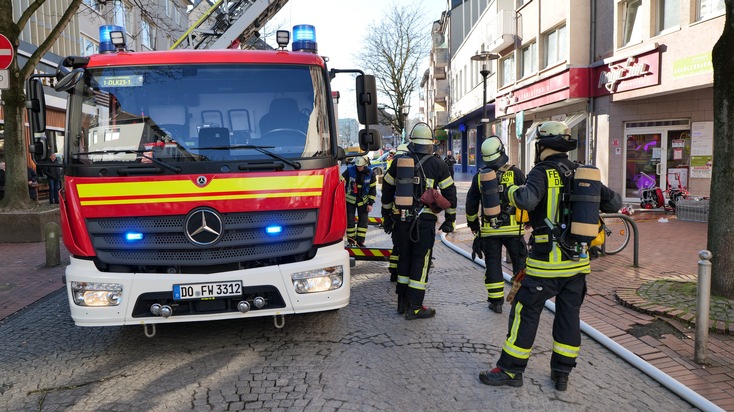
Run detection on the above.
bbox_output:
[466,164,527,237]
[506,153,621,278]
[381,152,457,222]
[342,165,376,207]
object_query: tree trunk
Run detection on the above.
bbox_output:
[709,0,734,298]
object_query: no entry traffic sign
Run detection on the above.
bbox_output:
[0,34,14,70]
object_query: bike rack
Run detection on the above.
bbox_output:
[600,213,639,267]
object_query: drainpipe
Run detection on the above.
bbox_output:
[441,228,726,412]
[588,0,597,166]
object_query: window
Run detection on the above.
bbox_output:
[82,0,102,12]
[80,35,96,56]
[544,25,566,68]
[114,1,131,31]
[520,42,536,78]
[622,0,642,46]
[500,54,515,87]
[697,0,725,21]
[656,0,679,33]
[175,7,181,25]
[141,19,155,49]
[165,0,172,17]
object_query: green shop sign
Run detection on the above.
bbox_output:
[673,53,712,79]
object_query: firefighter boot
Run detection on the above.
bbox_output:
[479,367,523,387]
[397,294,407,315]
[488,300,503,314]
[551,371,569,391]
[404,304,436,320]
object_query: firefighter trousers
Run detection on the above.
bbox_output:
[346,202,369,245]
[480,235,527,302]
[497,273,587,375]
[394,218,436,307]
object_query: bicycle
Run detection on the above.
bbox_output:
[600,214,631,255]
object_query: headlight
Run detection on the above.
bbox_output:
[291,266,343,294]
[71,281,123,306]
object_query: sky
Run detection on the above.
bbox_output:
[265,0,449,119]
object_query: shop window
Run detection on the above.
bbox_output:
[697,0,725,21]
[500,54,515,87]
[543,25,566,68]
[468,129,477,167]
[521,42,536,79]
[656,0,679,34]
[452,134,462,165]
[621,0,642,47]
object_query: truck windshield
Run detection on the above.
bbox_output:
[68,64,332,165]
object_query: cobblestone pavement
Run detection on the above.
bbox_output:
[0,229,696,411]
[0,173,730,410]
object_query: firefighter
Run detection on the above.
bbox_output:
[465,136,527,314]
[342,155,377,247]
[381,123,457,319]
[479,121,621,391]
[387,143,410,282]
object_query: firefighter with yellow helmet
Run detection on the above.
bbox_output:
[381,123,457,319]
[479,121,621,391]
[341,155,377,247]
[465,135,527,314]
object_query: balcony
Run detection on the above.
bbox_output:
[486,10,516,54]
[433,47,449,68]
[433,79,449,102]
[433,66,446,80]
[435,110,449,127]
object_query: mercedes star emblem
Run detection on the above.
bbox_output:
[185,208,223,246]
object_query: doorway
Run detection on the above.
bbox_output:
[623,120,691,202]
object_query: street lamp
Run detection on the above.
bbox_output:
[470,52,500,133]
[401,104,411,143]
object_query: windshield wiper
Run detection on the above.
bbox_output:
[74,150,182,173]
[196,145,302,170]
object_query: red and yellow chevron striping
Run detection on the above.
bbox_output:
[346,246,392,261]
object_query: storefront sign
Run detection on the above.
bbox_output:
[592,50,660,96]
[496,68,590,115]
[673,52,713,80]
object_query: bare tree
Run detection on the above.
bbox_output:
[710,0,734,298]
[0,0,84,210]
[355,2,431,138]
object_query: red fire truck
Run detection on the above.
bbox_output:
[26,25,380,334]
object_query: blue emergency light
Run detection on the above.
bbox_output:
[99,25,125,53]
[125,232,144,242]
[266,225,283,235]
[292,25,317,53]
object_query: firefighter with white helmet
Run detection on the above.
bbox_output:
[341,155,376,247]
[465,136,527,314]
[381,122,457,320]
[479,121,621,391]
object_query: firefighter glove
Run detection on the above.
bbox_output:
[439,220,455,234]
[382,211,394,234]
[471,234,483,260]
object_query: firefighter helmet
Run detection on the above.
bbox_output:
[396,143,409,153]
[355,155,370,167]
[480,136,509,170]
[535,121,577,152]
[407,122,435,155]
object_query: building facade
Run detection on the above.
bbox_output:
[430,0,722,203]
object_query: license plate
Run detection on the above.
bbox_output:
[173,281,243,300]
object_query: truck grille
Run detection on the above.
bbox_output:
[86,209,318,272]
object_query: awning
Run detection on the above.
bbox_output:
[442,104,496,130]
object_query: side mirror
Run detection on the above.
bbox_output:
[54,68,84,92]
[29,136,48,163]
[336,146,346,161]
[356,75,378,126]
[358,128,382,152]
[26,78,46,134]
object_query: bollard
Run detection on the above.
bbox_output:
[44,222,61,267]
[694,249,712,364]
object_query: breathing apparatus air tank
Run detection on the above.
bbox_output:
[479,169,501,227]
[570,165,602,257]
[395,156,416,220]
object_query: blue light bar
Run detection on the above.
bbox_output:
[99,25,124,54]
[125,232,143,241]
[266,225,283,235]
[292,25,317,53]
